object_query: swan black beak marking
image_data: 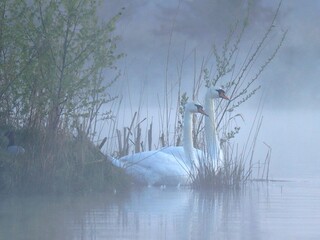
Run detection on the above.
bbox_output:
[195,104,208,116]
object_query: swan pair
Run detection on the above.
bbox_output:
[110,87,229,186]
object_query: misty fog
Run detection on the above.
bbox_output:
[97,0,320,180]
[2,1,320,240]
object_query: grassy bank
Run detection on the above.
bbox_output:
[0,128,130,194]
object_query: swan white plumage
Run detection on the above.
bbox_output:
[111,102,208,186]
[160,87,229,167]
[205,87,229,163]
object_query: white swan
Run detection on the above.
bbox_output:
[111,102,208,186]
[161,87,229,167]
[205,87,229,164]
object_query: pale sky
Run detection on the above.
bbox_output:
[101,0,320,109]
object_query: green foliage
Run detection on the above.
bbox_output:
[0,0,127,194]
[0,0,123,136]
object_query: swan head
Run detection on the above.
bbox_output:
[185,102,208,116]
[207,87,229,100]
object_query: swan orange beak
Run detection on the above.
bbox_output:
[198,108,209,117]
[220,92,230,100]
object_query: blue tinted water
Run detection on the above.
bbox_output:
[0,179,320,240]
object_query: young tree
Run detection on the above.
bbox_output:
[0,0,39,126]
[1,0,123,134]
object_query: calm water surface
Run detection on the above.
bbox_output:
[1,179,320,240]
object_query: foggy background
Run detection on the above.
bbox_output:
[99,0,320,179]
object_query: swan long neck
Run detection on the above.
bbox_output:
[183,109,196,167]
[205,92,221,161]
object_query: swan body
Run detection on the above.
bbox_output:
[112,102,207,186]
[114,150,188,185]
[205,87,229,164]
[4,131,25,155]
[159,146,204,169]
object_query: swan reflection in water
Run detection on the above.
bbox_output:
[73,187,256,240]
[2,181,320,240]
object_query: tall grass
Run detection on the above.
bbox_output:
[188,146,246,190]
